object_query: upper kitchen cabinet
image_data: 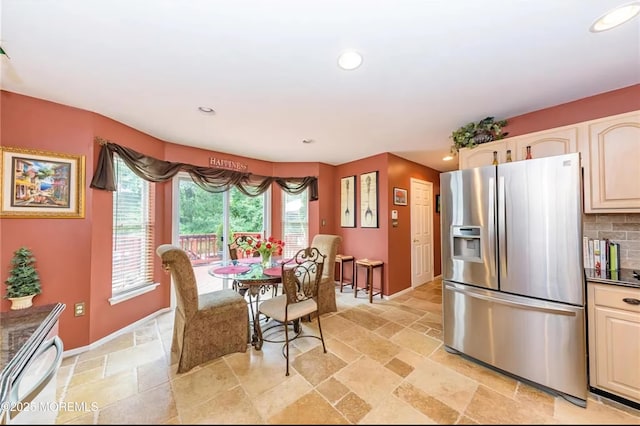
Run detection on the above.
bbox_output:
[458,126,578,169]
[458,140,508,169]
[582,111,640,213]
[509,126,578,161]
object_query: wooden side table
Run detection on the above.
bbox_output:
[354,259,383,303]
[334,254,354,292]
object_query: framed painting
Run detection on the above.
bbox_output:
[360,171,378,228]
[0,146,86,218]
[393,187,407,206]
[340,175,356,227]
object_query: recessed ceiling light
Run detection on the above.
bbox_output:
[443,155,454,161]
[198,106,216,114]
[337,50,363,70]
[590,1,640,32]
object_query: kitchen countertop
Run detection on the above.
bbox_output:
[0,304,61,372]
[585,268,640,289]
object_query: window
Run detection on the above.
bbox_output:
[282,189,308,258]
[111,154,156,298]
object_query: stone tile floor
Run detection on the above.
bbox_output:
[54,276,640,424]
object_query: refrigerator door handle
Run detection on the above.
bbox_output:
[488,177,496,277]
[447,284,578,316]
[498,175,507,278]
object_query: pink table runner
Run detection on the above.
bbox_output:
[211,265,251,274]
[262,266,282,277]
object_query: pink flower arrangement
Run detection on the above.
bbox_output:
[240,235,284,258]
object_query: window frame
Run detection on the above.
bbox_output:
[281,188,309,258]
[109,154,159,305]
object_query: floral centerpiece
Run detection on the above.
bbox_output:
[239,236,285,267]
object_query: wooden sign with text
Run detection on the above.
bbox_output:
[209,157,248,172]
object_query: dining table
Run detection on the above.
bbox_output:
[209,257,291,350]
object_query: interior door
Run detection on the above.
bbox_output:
[410,178,433,287]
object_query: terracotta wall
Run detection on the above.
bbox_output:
[505,84,640,137]
[0,92,95,349]
[387,154,442,295]
[333,153,441,296]
[334,154,388,284]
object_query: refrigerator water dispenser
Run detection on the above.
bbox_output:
[452,226,482,262]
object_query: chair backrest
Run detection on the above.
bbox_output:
[281,247,326,305]
[156,244,199,318]
[310,234,341,282]
[228,235,260,259]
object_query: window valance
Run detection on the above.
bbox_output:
[89,137,318,200]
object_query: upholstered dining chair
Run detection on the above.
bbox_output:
[257,247,327,376]
[310,234,342,315]
[156,244,249,373]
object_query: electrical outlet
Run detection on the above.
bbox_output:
[74,302,85,317]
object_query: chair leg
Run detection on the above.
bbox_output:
[284,318,290,376]
[316,314,327,353]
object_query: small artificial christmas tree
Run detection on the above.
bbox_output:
[5,247,42,299]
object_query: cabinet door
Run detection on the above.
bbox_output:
[510,126,578,161]
[588,283,640,404]
[458,140,506,169]
[582,111,640,213]
[593,306,640,403]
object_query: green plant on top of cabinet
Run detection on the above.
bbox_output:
[450,116,508,154]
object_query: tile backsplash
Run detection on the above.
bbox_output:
[583,213,640,269]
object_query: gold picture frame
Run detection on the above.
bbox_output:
[0,146,86,218]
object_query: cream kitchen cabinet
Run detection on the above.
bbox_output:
[457,125,578,169]
[458,140,508,169]
[509,125,578,161]
[581,111,640,213]
[587,282,640,405]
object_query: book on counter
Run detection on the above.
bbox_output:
[582,237,620,272]
[593,239,601,271]
[609,241,620,271]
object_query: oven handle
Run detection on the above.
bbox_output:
[7,336,63,419]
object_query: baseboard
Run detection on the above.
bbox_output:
[386,286,415,300]
[62,307,172,358]
[384,275,443,300]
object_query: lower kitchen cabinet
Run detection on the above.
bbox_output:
[587,282,640,405]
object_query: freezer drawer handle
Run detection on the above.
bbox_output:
[448,285,578,316]
[623,298,640,305]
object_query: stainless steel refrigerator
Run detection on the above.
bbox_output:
[440,152,587,407]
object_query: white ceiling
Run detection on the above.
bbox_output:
[1,0,639,172]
